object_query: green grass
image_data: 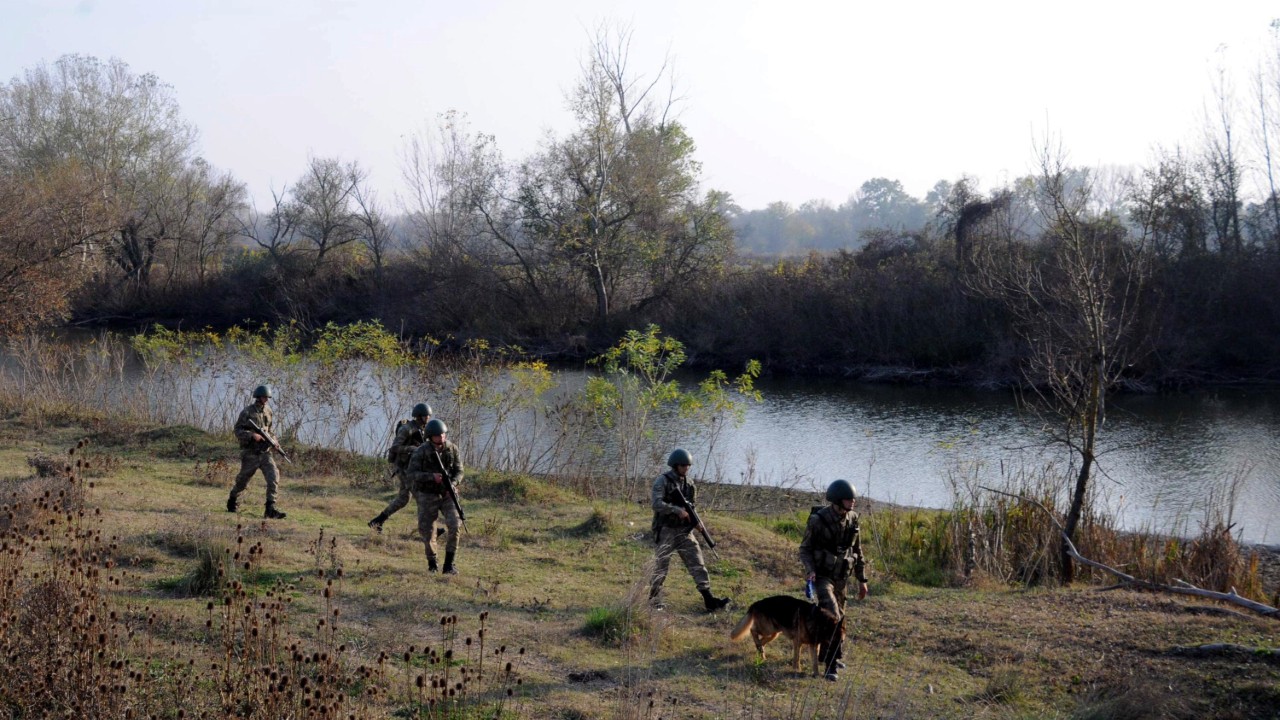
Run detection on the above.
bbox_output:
[0,413,1276,719]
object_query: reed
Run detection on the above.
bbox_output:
[852,462,1267,600]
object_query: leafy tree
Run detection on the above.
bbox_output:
[583,324,759,498]
[844,177,928,232]
[0,55,243,302]
[0,163,112,334]
[515,25,733,326]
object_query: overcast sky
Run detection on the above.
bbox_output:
[3,0,1276,211]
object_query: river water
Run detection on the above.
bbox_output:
[4,335,1277,544]
[714,377,1280,545]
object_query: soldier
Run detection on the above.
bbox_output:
[799,479,869,681]
[227,384,287,519]
[404,418,464,574]
[368,402,432,531]
[649,448,730,612]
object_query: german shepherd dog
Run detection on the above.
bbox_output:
[730,595,844,676]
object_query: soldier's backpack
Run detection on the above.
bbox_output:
[385,419,410,463]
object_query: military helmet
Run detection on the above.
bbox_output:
[252,384,273,398]
[825,479,857,503]
[667,448,693,467]
[425,418,448,437]
[412,402,432,418]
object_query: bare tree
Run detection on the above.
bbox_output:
[1250,21,1280,250]
[1203,57,1245,255]
[399,111,555,317]
[352,180,395,279]
[968,141,1151,583]
[240,186,299,267]
[1128,147,1209,260]
[181,163,247,285]
[290,156,366,276]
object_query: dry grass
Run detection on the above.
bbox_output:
[1,414,1277,719]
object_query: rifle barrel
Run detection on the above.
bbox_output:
[673,485,718,556]
[433,449,468,533]
[247,419,292,464]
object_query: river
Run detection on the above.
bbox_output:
[714,377,1280,545]
[4,334,1277,544]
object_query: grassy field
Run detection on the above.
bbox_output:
[2,412,1278,719]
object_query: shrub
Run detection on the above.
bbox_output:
[570,507,613,537]
[582,605,645,646]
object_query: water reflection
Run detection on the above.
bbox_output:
[718,378,1280,545]
[3,333,1276,544]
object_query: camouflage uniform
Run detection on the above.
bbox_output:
[649,469,712,598]
[799,504,868,675]
[230,401,279,508]
[378,418,428,520]
[405,439,464,565]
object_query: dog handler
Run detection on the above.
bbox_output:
[799,479,869,681]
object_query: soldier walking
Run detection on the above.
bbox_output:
[405,418,464,574]
[649,448,730,612]
[227,384,288,519]
[368,402,432,531]
[799,479,869,681]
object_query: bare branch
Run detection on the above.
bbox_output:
[978,485,1280,619]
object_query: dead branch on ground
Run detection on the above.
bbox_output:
[977,486,1279,620]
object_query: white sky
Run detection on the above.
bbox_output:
[3,0,1276,210]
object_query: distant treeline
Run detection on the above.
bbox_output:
[79,213,1280,389]
[729,177,942,255]
[4,47,1280,388]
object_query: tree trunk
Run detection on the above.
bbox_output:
[590,251,609,323]
[1062,359,1103,584]
[1061,444,1093,584]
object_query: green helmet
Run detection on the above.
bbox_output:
[425,418,448,437]
[667,448,693,467]
[412,402,432,418]
[825,479,856,503]
[252,384,273,399]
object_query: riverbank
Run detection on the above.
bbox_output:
[695,478,1280,606]
[2,412,1277,719]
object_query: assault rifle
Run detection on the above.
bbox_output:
[432,448,468,535]
[670,484,719,561]
[246,419,293,464]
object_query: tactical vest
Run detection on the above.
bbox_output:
[809,505,860,580]
[651,471,696,541]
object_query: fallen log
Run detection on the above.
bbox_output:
[978,486,1280,620]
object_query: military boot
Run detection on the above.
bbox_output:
[648,585,665,610]
[700,587,730,612]
[426,552,439,573]
[264,504,287,520]
[368,512,388,531]
[226,493,238,512]
[823,638,843,679]
[441,551,458,575]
